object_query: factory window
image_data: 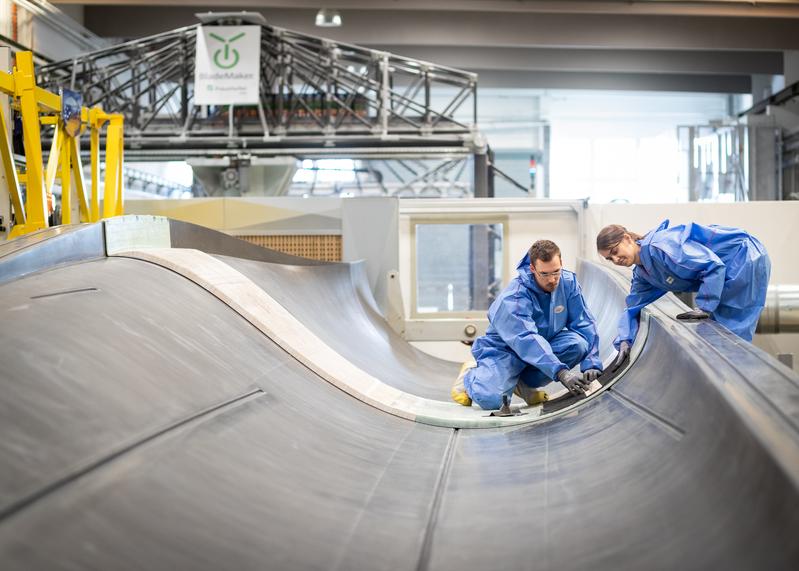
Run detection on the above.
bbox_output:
[413,222,504,316]
[544,90,734,202]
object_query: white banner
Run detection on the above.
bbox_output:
[194,25,261,105]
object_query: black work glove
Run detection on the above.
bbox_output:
[676,308,711,321]
[557,369,589,396]
[612,341,631,372]
[582,369,601,384]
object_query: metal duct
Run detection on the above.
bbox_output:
[759,285,799,333]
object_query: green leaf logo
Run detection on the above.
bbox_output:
[209,31,245,69]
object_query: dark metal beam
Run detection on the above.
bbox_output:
[369,46,785,76]
[83,7,799,51]
[474,69,752,93]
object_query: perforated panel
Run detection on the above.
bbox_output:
[239,235,342,262]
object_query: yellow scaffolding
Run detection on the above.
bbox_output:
[0,51,125,239]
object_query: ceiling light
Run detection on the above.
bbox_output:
[315,9,342,27]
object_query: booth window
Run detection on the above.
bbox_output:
[414,222,504,316]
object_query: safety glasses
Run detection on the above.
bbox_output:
[531,266,562,278]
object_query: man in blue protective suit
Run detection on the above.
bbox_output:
[451,240,603,410]
[597,220,771,367]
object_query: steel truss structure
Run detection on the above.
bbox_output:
[37,21,481,158]
[291,157,473,198]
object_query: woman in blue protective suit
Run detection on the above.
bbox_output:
[597,220,771,365]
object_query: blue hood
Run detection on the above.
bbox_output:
[640,219,670,248]
[516,253,544,293]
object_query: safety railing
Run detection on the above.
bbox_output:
[0,51,124,238]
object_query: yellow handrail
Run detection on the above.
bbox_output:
[0,51,125,238]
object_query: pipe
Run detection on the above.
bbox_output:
[759,285,799,334]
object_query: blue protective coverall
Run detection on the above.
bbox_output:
[618,219,771,345]
[464,254,603,410]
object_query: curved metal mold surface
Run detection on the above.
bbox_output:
[0,257,452,570]
[0,223,105,285]
[115,248,646,428]
[209,254,626,400]
[430,316,799,570]
[0,218,798,569]
[217,254,459,399]
[0,257,281,513]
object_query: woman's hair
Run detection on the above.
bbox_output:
[596,224,644,251]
